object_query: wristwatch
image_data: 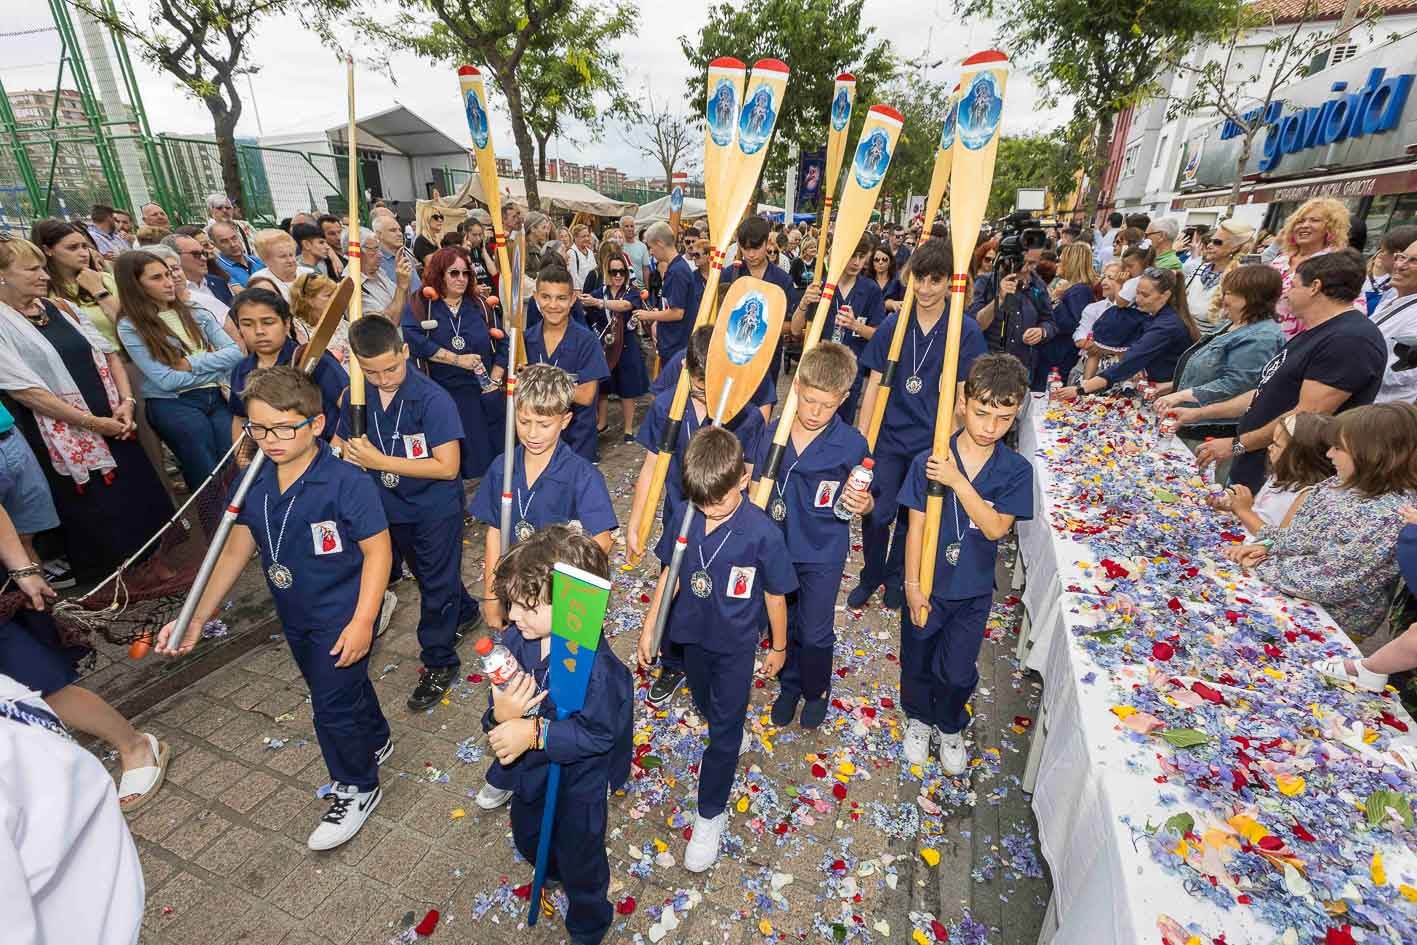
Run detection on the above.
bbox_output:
[1231,439,1246,458]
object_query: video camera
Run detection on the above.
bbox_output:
[993,210,1043,277]
[1392,337,1417,372]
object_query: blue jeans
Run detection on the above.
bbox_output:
[144,388,233,492]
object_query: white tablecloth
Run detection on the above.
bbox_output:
[1017,395,1417,945]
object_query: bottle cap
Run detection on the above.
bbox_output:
[473,636,495,656]
[862,457,874,469]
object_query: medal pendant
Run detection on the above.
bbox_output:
[450,334,466,351]
[268,563,294,589]
[689,569,713,598]
[945,542,961,566]
[904,375,924,395]
[769,497,787,522]
[514,519,535,542]
[380,471,400,489]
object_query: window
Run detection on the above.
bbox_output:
[1121,143,1141,178]
[1153,135,1168,169]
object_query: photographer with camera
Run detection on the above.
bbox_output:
[967,222,1055,391]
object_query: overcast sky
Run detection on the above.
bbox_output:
[0,1,1071,177]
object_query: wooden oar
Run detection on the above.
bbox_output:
[345,56,367,438]
[813,73,856,276]
[644,275,787,655]
[668,184,684,239]
[629,57,789,565]
[917,51,1009,621]
[160,276,356,660]
[751,103,903,510]
[863,84,958,451]
[459,64,523,554]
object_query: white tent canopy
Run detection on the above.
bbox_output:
[444,175,635,217]
[635,194,785,226]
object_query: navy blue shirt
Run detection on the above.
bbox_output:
[897,433,1033,601]
[652,349,777,410]
[1099,305,1193,387]
[654,498,798,655]
[401,297,506,386]
[878,277,905,308]
[636,388,765,527]
[722,261,797,374]
[750,415,869,566]
[523,320,611,462]
[1091,304,1147,349]
[228,337,346,441]
[235,443,388,630]
[482,628,632,802]
[467,442,617,541]
[335,365,465,524]
[859,310,988,458]
[822,276,886,363]
[656,254,696,359]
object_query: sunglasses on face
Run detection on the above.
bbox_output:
[609,268,627,275]
[445,268,469,277]
[430,214,444,222]
[1208,238,1226,246]
[182,250,206,259]
[686,252,702,259]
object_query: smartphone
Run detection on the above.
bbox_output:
[1241,253,1263,265]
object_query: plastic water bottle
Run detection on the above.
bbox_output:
[834,458,875,521]
[474,637,518,690]
[1048,367,1062,394]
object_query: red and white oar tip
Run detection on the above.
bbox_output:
[457,65,480,78]
[421,286,439,300]
[708,56,746,71]
[750,58,790,76]
[836,72,856,83]
[867,103,905,124]
[962,50,1009,68]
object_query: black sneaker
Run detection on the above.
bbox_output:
[42,559,76,590]
[645,669,685,709]
[800,697,829,729]
[453,612,483,648]
[771,690,800,726]
[407,666,458,711]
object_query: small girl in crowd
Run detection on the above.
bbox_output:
[1207,413,1333,535]
[1225,403,1417,645]
[1077,274,1144,381]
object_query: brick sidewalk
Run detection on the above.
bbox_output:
[115,431,1050,945]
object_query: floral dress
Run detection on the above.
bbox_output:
[1254,477,1414,642]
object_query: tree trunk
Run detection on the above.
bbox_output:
[1229,130,1255,216]
[535,130,550,181]
[500,78,542,210]
[1083,111,1115,221]
[205,97,245,216]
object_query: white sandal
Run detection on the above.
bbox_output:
[1313,656,1388,693]
[117,732,170,814]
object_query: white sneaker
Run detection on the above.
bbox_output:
[307,782,381,851]
[475,783,513,810]
[902,718,932,766]
[374,738,393,766]
[376,590,398,638]
[936,728,968,775]
[684,811,727,872]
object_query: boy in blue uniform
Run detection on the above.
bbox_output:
[639,221,694,365]
[523,266,611,463]
[483,525,632,945]
[751,343,872,728]
[335,317,480,711]
[158,367,393,849]
[626,326,765,708]
[227,287,347,446]
[898,354,1034,774]
[791,235,886,423]
[722,216,797,382]
[637,428,796,872]
[852,239,989,610]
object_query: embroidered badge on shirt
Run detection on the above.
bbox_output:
[814,481,840,508]
[312,521,343,555]
[404,432,428,458]
[727,565,755,598]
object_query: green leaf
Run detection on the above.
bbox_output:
[1364,789,1414,830]
[1164,812,1195,836]
[832,923,847,943]
[1087,627,1125,644]
[638,755,662,770]
[1153,489,1180,504]
[1157,728,1210,749]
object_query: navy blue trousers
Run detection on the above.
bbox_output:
[899,593,992,734]
[859,449,912,593]
[388,512,477,669]
[510,791,612,944]
[285,621,389,791]
[780,563,842,702]
[682,643,754,818]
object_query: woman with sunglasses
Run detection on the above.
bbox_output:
[869,244,905,314]
[413,209,446,266]
[401,246,503,479]
[1184,220,1253,331]
[583,242,650,441]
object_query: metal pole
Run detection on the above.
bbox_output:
[0,76,47,218]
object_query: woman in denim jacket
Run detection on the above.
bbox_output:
[114,250,242,491]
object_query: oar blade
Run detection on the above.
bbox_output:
[703,57,747,237]
[948,51,1009,272]
[707,276,788,423]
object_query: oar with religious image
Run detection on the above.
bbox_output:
[751,103,903,510]
[668,184,684,238]
[629,57,789,565]
[458,64,524,555]
[813,73,856,275]
[644,276,787,657]
[157,277,356,659]
[526,562,612,924]
[916,51,1009,620]
[344,55,368,439]
[863,85,958,451]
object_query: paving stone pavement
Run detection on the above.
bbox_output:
[112,416,1052,945]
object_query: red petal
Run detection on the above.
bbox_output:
[931,918,950,942]
[1325,927,1356,945]
[831,858,846,872]
[811,764,827,778]
[512,884,531,899]
[1167,597,1184,613]
[615,895,637,915]
[880,697,895,709]
[414,909,440,936]
[831,783,847,801]
[1257,835,1284,851]
[1291,821,1315,843]
[1151,641,1175,662]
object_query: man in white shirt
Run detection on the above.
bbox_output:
[620,214,652,286]
[1094,212,1123,270]
[1371,229,1417,403]
[163,233,230,320]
